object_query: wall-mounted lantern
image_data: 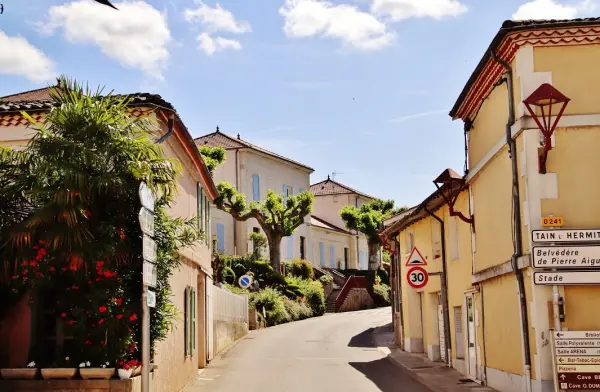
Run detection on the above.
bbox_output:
[433,168,474,228]
[522,83,570,174]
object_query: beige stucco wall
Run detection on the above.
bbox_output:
[310,226,354,269]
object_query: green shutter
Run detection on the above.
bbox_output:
[184,287,189,356]
[205,197,210,246]
[198,185,204,232]
[191,288,196,355]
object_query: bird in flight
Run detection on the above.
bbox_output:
[94,0,118,10]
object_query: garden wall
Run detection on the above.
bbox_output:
[212,285,249,356]
[0,377,141,392]
[338,288,374,312]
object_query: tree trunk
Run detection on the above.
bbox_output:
[267,235,283,271]
[368,241,380,271]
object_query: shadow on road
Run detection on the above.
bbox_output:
[350,358,433,392]
[348,327,377,347]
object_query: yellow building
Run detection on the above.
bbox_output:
[383,18,600,392]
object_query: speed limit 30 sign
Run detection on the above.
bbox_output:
[407,266,428,289]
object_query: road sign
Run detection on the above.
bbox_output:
[557,356,600,365]
[542,216,564,227]
[557,347,600,356]
[532,229,600,244]
[558,364,600,373]
[143,261,157,288]
[557,373,600,390]
[238,274,253,289]
[406,266,428,289]
[139,207,155,237]
[405,247,427,266]
[556,339,600,348]
[556,331,600,340]
[139,182,155,212]
[533,245,600,269]
[143,234,157,263]
[534,271,600,286]
[147,290,156,308]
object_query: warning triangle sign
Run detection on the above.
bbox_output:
[405,247,427,266]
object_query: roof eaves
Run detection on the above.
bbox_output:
[311,215,353,235]
[450,17,600,119]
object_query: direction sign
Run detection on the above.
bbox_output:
[239,275,253,289]
[558,373,600,389]
[407,266,428,289]
[147,290,156,308]
[556,339,600,348]
[533,245,600,268]
[139,207,155,237]
[556,331,600,340]
[558,364,600,373]
[405,247,427,266]
[532,229,600,244]
[139,182,155,212]
[557,356,600,365]
[534,271,600,286]
[143,261,157,288]
[143,234,157,263]
[557,348,600,356]
[542,216,564,227]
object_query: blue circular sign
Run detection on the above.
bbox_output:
[239,275,253,288]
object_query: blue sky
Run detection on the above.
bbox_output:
[1,0,597,206]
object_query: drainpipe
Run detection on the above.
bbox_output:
[394,236,405,348]
[156,114,175,144]
[424,206,452,367]
[234,148,240,255]
[491,49,532,392]
[355,195,360,269]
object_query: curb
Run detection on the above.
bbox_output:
[376,346,437,392]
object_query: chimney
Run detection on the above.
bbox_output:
[237,133,241,140]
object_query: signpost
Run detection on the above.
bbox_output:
[238,275,253,289]
[405,247,427,266]
[534,271,600,286]
[543,216,565,228]
[406,266,428,289]
[533,246,600,268]
[553,331,600,390]
[138,182,155,392]
[532,229,600,244]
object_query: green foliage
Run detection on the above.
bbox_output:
[213,182,314,269]
[372,283,391,307]
[288,259,315,280]
[382,250,392,264]
[248,232,267,260]
[319,274,333,285]
[377,267,390,286]
[222,267,236,285]
[285,276,325,316]
[223,283,246,295]
[282,297,313,321]
[340,199,407,245]
[198,145,226,174]
[249,288,290,326]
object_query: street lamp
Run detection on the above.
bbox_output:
[522,83,570,174]
[433,168,474,228]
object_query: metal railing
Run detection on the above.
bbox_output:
[213,285,249,324]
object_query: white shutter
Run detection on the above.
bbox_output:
[454,306,465,359]
[438,305,446,361]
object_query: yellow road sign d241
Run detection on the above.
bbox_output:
[542,216,564,227]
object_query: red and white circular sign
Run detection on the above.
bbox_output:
[406,266,428,289]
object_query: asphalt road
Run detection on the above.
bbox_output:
[183,307,432,392]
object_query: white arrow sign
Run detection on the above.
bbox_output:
[534,271,600,286]
[533,246,600,268]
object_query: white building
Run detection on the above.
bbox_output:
[195,128,314,261]
[309,177,374,270]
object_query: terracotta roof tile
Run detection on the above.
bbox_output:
[194,130,314,172]
[309,177,375,199]
[310,215,352,235]
[1,86,54,102]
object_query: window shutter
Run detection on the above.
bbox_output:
[454,306,465,359]
[216,223,225,253]
[287,236,294,259]
[319,242,325,266]
[252,175,260,201]
[330,244,335,268]
[282,184,287,203]
[191,288,196,355]
[206,197,211,247]
[184,287,189,356]
[198,185,204,232]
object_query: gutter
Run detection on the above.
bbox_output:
[424,206,452,367]
[490,49,532,392]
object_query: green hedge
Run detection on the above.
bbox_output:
[249,288,290,326]
[372,283,391,307]
[288,259,315,280]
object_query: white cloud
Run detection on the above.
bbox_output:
[197,33,241,55]
[390,109,448,123]
[512,0,596,20]
[184,1,251,33]
[39,1,171,79]
[0,30,56,83]
[371,0,467,21]
[279,0,395,50]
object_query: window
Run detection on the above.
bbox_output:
[184,286,196,356]
[330,244,335,268]
[197,184,204,232]
[406,232,414,254]
[431,220,442,259]
[216,223,225,253]
[319,242,325,266]
[253,227,260,233]
[359,251,366,270]
[449,216,459,260]
[205,196,210,246]
[300,236,306,260]
[344,247,349,269]
[252,174,260,201]
[454,306,465,359]
[282,184,293,203]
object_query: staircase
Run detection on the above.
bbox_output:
[326,288,341,313]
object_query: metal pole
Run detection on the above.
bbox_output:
[549,330,560,392]
[142,285,150,392]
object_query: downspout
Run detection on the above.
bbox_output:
[394,236,404,348]
[234,148,240,255]
[480,283,489,384]
[491,50,532,392]
[424,206,452,367]
[156,114,175,144]
[355,195,360,269]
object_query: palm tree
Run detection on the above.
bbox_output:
[1,76,180,277]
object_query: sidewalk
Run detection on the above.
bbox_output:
[373,324,497,392]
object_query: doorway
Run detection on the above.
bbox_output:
[466,295,477,379]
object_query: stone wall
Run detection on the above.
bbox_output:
[338,288,374,312]
[214,321,248,356]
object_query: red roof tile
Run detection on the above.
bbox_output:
[194,129,314,172]
[1,86,54,102]
[309,177,375,199]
